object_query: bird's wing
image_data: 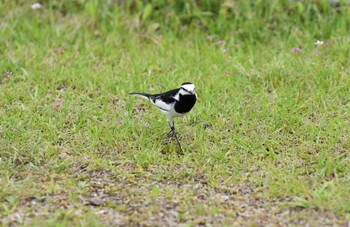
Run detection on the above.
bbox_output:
[152,99,171,112]
[157,88,179,102]
[151,88,179,112]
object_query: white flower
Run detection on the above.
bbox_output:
[31,3,42,10]
[315,40,324,46]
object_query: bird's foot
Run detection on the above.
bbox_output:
[167,129,175,138]
[164,130,183,154]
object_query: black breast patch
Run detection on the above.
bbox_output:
[174,94,197,114]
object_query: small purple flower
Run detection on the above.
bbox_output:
[156,35,163,41]
[223,49,229,53]
[217,40,225,45]
[292,48,301,53]
[4,72,13,77]
[207,35,215,40]
[58,47,65,53]
[55,98,63,108]
[225,71,230,76]
[314,50,320,55]
[116,121,124,125]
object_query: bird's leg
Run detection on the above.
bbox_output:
[174,132,183,154]
[167,120,175,137]
[168,120,183,153]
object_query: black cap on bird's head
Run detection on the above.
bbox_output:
[180,82,196,95]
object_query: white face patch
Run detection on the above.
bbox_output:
[179,83,195,95]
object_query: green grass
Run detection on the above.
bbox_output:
[1,0,350,225]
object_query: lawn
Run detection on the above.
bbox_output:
[1,1,350,226]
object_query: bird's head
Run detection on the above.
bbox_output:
[180,82,196,95]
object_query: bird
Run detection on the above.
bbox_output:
[129,82,197,152]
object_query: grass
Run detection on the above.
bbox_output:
[1,1,350,225]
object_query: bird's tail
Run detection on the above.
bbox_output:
[129,92,152,100]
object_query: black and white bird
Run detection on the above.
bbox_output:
[129,82,197,151]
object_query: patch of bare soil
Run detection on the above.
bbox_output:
[2,167,345,226]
